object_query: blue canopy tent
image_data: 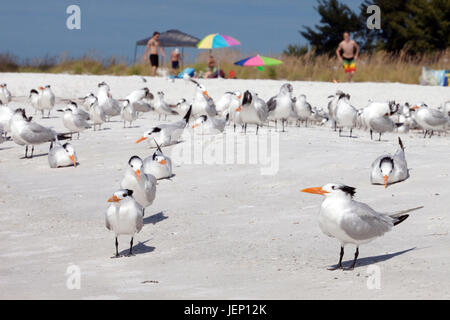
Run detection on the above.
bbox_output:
[133,29,200,65]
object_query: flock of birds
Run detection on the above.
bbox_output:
[0,79,448,268]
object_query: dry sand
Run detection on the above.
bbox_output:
[0,73,449,299]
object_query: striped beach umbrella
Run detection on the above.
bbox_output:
[234,55,282,71]
[197,33,240,49]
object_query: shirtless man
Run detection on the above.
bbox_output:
[144,31,165,76]
[336,32,360,82]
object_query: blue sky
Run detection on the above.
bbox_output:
[0,0,363,63]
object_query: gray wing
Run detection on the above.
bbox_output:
[25,122,55,144]
[48,144,58,168]
[73,115,91,128]
[267,96,277,112]
[340,201,393,241]
[254,98,269,122]
[424,109,448,126]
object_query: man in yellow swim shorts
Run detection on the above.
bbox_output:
[336,32,360,82]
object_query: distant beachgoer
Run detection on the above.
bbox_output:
[336,32,360,82]
[203,55,217,79]
[170,48,182,75]
[144,31,165,76]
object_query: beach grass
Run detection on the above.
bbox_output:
[1,49,448,84]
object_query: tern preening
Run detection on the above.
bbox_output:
[120,156,157,216]
[237,90,269,134]
[190,79,217,118]
[371,137,409,188]
[267,83,295,132]
[97,81,121,120]
[302,183,423,270]
[106,189,143,258]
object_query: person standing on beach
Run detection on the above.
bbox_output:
[170,48,182,75]
[144,31,165,76]
[336,32,360,82]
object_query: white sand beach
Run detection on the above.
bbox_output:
[0,73,449,299]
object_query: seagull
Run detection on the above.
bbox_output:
[153,91,178,120]
[121,99,137,128]
[106,189,143,258]
[9,108,66,158]
[327,91,344,131]
[86,95,106,131]
[48,141,78,168]
[143,141,173,180]
[216,91,241,117]
[267,83,295,132]
[302,183,423,270]
[136,105,192,147]
[371,137,409,188]
[97,81,121,120]
[191,114,227,135]
[412,103,449,138]
[335,92,357,137]
[237,90,269,134]
[79,93,97,111]
[0,101,13,134]
[126,87,153,115]
[61,103,91,139]
[190,79,217,117]
[175,98,191,116]
[0,83,12,104]
[362,101,398,140]
[29,89,41,114]
[38,85,55,118]
[294,94,312,127]
[120,156,157,216]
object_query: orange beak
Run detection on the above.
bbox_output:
[383,175,388,188]
[237,95,242,99]
[192,123,199,128]
[203,91,209,98]
[236,106,242,112]
[301,187,329,196]
[135,136,147,144]
[158,159,167,165]
[38,86,44,90]
[69,155,77,167]
[135,169,140,181]
[411,105,419,110]
[107,195,120,203]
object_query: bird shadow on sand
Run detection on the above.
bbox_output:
[124,125,140,129]
[329,247,416,270]
[118,239,155,256]
[143,211,168,225]
[0,146,14,151]
[20,152,48,159]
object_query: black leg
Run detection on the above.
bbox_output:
[128,237,134,256]
[25,146,28,158]
[282,119,285,132]
[142,208,145,217]
[378,133,382,141]
[339,128,342,137]
[370,129,373,140]
[233,124,236,132]
[275,120,277,131]
[115,237,119,258]
[328,246,344,270]
[345,247,359,270]
[31,146,34,158]
[350,128,353,137]
[423,130,427,139]
[256,125,259,135]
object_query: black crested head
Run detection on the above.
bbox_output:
[337,185,356,198]
[242,90,252,105]
[30,89,38,94]
[152,152,157,160]
[128,155,142,165]
[62,143,69,149]
[126,189,134,197]
[380,156,394,169]
[337,91,347,100]
[151,127,162,133]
